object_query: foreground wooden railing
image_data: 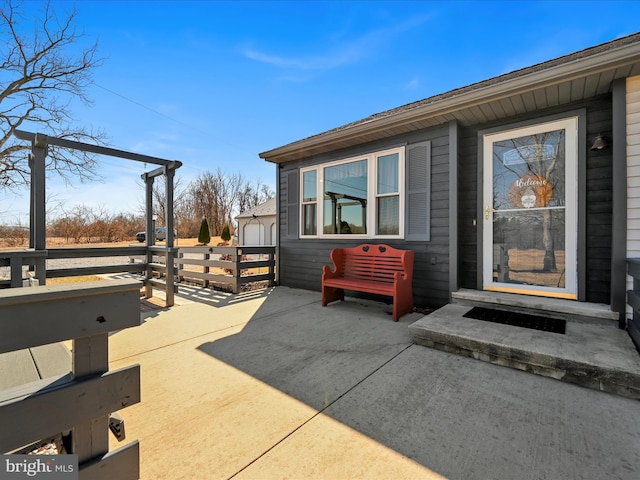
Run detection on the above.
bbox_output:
[177,246,275,293]
[0,279,141,479]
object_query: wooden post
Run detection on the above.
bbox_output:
[164,167,175,307]
[177,250,184,283]
[31,134,48,253]
[72,333,110,463]
[144,173,154,299]
[204,252,210,288]
[268,250,275,287]
[233,248,242,293]
[10,254,22,288]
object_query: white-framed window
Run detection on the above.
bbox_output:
[299,147,405,239]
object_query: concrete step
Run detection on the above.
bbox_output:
[409,303,640,400]
[452,288,619,326]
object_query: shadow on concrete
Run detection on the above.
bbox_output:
[198,288,418,410]
[172,282,273,308]
[196,287,640,480]
[105,272,273,310]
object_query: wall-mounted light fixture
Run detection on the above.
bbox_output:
[590,134,609,151]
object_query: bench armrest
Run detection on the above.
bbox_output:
[322,264,341,279]
[322,248,346,280]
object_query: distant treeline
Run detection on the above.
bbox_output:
[0,168,274,245]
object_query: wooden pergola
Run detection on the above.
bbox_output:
[12,129,182,304]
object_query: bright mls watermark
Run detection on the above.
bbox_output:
[1,455,78,480]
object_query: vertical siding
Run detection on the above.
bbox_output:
[458,95,613,303]
[627,76,640,318]
[277,124,451,308]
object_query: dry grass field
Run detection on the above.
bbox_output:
[0,236,224,250]
[0,236,230,285]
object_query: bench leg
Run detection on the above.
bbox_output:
[322,285,344,306]
[392,290,414,322]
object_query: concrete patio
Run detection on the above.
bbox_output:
[108,284,640,479]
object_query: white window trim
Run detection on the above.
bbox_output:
[299,146,405,239]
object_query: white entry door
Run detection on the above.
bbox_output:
[482,117,578,299]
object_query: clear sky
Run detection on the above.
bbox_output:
[1,0,639,224]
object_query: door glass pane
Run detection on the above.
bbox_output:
[493,210,566,288]
[323,160,367,234]
[491,128,566,290]
[492,129,565,211]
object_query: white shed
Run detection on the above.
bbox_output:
[235,198,276,246]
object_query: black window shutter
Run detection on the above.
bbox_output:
[405,141,431,241]
[286,171,299,238]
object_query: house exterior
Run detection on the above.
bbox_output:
[235,198,277,245]
[259,33,640,328]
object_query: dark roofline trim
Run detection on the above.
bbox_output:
[260,32,640,164]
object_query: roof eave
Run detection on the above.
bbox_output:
[260,40,640,164]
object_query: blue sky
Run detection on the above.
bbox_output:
[2,0,639,223]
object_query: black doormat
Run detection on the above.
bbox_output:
[463,306,566,334]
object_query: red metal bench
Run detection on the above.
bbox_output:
[321,244,414,321]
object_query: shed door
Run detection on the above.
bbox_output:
[244,223,264,245]
[482,117,578,299]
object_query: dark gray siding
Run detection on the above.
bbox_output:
[457,95,613,304]
[278,124,451,308]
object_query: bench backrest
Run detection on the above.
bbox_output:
[331,244,414,284]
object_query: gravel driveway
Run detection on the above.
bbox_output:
[0,255,146,281]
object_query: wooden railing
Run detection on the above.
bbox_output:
[46,246,147,277]
[0,246,172,303]
[0,250,47,287]
[627,259,640,349]
[0,279,141,479]
[0,247,147,287]
[1,244,276,303]
[141,245,177,306]
[177,246,275,293]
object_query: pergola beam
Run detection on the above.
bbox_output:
[143,162,181,179]
[13,129,182,168]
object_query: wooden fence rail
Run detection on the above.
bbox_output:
[177,245,275,293]
[1,244,276,303]
[0,279,142,479]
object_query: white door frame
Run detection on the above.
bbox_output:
[482,116,579,299]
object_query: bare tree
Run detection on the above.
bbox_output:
[187,169,235,235]
[237,179,274,215]
[0,0,105,189]
[182,169,274,237]
[48,203,143,243]
[146,174,185,228]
